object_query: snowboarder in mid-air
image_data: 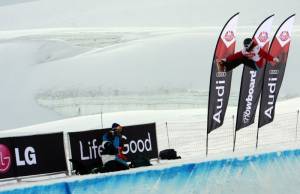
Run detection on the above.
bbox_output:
[216,38,280,72]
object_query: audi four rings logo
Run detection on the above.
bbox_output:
[280,31,290,42]
[216,72,226,78]
[269,69,279,75]
[258,31,268,43]
[0,144,11,174]
[224,31,235,42]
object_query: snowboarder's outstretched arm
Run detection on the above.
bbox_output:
[225,51,244,62]
[215,51,244,72]
[215,51,243,65]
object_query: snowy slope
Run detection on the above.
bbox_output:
[0,0,299,129]
[1,27,299,129]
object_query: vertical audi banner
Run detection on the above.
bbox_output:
[207,13,239,133]
[235,15,274,131]
[258,14,296,128]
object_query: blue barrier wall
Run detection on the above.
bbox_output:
[2,149,300,194]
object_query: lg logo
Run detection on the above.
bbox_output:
[0,144,11,174]
[15,147,37,166]
[0,145,37,174]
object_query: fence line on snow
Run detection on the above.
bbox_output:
[155,109,300,158]
[1,109,299,185]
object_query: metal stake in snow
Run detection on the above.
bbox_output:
[165,122,170,149]
[206,131,208,157]
[101,111,104,129]
[256,126,260,149]
[232,115,236,152]
[296,110,299,141]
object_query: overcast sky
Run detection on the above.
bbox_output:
[0,0,298,30]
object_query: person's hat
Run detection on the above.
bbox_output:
[112,123,121,130]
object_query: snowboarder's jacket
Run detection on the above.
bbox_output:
[225,41,275,69]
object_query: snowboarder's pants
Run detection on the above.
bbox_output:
[223,57,258,72]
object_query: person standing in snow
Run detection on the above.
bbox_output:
[216,38,280,72]
[100,123,129,172]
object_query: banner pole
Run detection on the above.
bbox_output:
[206,131,208,157]
[233,115,236,152]
[256,127,260,149]
[154,123,160,163]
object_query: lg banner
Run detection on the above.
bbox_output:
[68,123,158,168]
[0,133,67,180]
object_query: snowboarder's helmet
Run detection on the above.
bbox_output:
[243,38,253,49]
